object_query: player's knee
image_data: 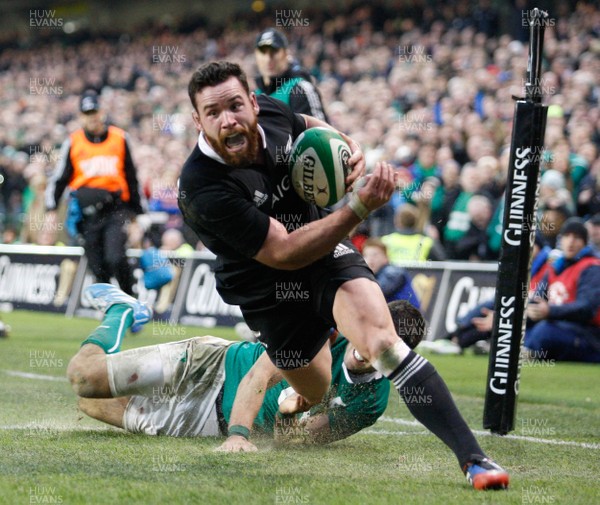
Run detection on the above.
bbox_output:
[368,338,411,376]
[358,333,402,364]
[67,356,92,396]
[67,352,105,397]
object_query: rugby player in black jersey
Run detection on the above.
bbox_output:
[178,61,509,490]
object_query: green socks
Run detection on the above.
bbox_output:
[81,305,134,354]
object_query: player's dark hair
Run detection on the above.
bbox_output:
[188,61,250,111]
[388,300,427,350]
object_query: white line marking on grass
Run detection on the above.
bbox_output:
[482,432,600,450]
[0,424,109,432]
[364,429,429,436]
[377,416,600,450]
[380,416,421,427]
[2,370,68,382]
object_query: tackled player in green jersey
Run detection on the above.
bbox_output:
[67,284,425,443]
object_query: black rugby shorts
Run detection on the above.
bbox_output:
[241,240,376,369]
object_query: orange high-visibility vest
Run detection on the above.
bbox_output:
[68,125,130,201]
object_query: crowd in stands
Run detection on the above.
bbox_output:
[1,0,599,266]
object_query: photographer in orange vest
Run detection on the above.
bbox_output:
[46,90,144,295]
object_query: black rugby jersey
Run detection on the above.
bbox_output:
[178,95,325,306]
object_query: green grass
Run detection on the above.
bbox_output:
[0,310,598,505]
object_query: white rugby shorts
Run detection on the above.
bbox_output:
[106,336,232,437]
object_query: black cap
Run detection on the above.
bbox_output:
[560,217,588,243]
[590,213,600,226]
[256,29,288,50]
[80,91,100,113]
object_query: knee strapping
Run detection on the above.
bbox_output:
[372,340,410,377]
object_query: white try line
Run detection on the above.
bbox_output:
[0,424,110,432]
[378,417,600,450]
[2,369,68,382]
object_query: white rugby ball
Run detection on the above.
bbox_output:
[289,127,352,207]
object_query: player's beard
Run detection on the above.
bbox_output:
[205,119,260,167]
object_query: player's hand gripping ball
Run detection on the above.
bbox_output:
[289,127,352,207]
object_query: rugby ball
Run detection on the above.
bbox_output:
[289,127,352,207]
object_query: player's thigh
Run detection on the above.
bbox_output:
[279,341,332,406]
[242,297,332,371]
[333,277,403,362]
[107,336,227,397]
[308,240,401,361]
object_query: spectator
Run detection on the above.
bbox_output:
[577,141,597,169]
[443,164,482,258]
[361,238,420,309]
[544,138,589,200]
[45,91,145,295]
[0,1,598,262]
[437,233,553,355]
[349,221,370,254]
[577,158,600,218]
[472,0,500,38]
[20,171,48,245]
[538,169,575,214]
[381,204,446,263]
[2,228,19,244]
[477,155,504,201]
[254,28,328,121]
[148,169,183,230]
[405,141,440,202]
[144,228,194,314]
[160,228,194,257]
[587,214,600,257]
[525,218,600,363]
[538,204,572,249]
[449,194,495,261]
[0,148,27,236]
[430,158,461,240]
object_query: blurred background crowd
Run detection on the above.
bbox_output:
[1,0,599,264]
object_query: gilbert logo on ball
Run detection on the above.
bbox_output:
[289,127,352,207]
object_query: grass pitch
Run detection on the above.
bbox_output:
[0,310,598,505]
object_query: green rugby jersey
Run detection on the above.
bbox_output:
[221,336,390,437]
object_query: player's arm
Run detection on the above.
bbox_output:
[215,352,283,453]
[122,135,146,215]
[254,162,396,270]
[45,139,74,212]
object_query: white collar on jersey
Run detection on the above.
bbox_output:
[341,360,383,385]
[197,125,267,166]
